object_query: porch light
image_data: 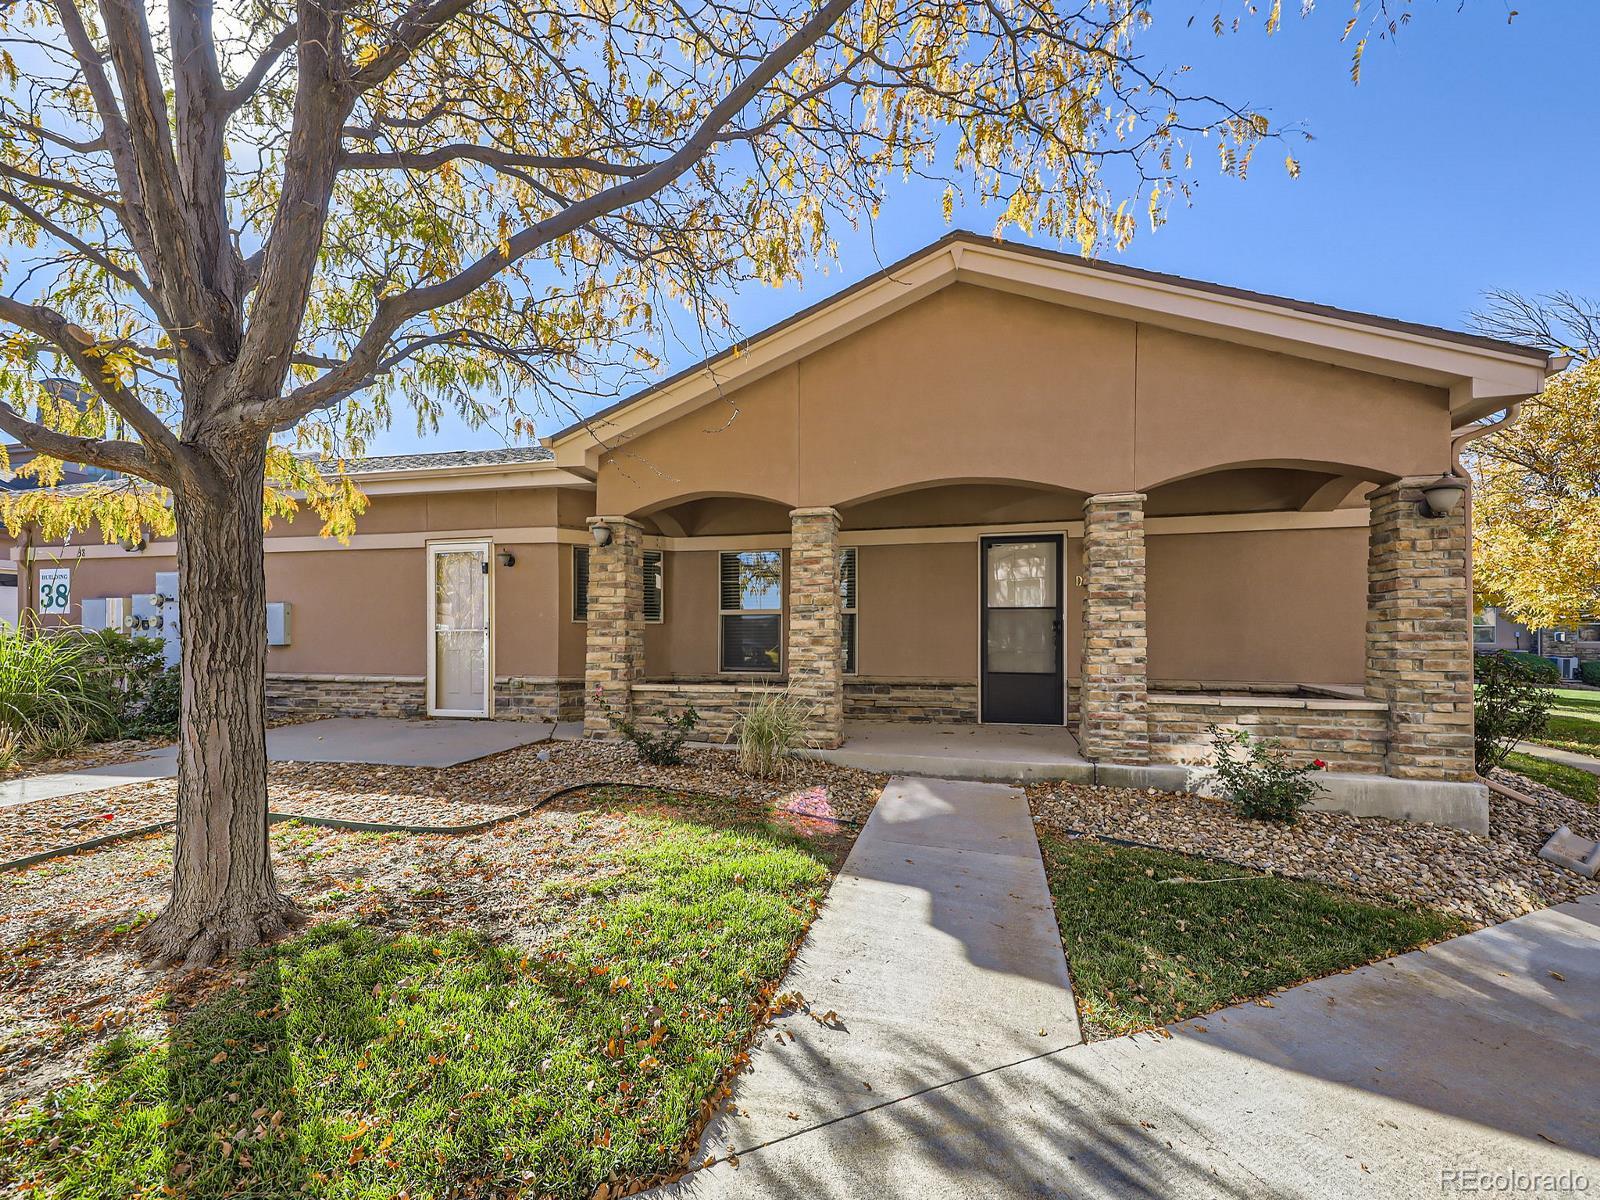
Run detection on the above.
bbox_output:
[497,549,516,568]
[1418,474,1467,519]
[591,521,613,547]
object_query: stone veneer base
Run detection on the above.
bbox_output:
[266,674,583,723]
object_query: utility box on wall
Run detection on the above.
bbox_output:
[266,602,292,647]
[80,597,130,634]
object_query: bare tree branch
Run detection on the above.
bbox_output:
[225,20,298,110]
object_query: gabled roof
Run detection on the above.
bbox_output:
[545,231,1558,471]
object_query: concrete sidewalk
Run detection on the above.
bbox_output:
[655,775,1080,1192]
[656,866,1600,1198]
[1516,739,1600,778]
[0,716,576,809]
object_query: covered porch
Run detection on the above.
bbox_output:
[578,468,1482,827]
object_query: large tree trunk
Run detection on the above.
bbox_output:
[139,436,299,966]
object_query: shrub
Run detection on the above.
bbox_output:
[1474,649,1559,685]
[610,705,699,766]
[134,664,182,736]
[78,629,178,738]
[0,624,116,755]
[734,692,812,779]
[1580,660,1600,687]
[1208,725,1326,823]
[1474,652,1554,774]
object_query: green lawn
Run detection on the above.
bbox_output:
[1550,687,1600,717]
[1502,750,1599,805]
[1511,688,1600,759]
[1,794,835,1199]
[1040,837,1463,1040]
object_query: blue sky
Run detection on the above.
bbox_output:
[371,0,1599,455]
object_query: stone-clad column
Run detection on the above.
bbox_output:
[786,507,845,749]
[1079,493,1149,764]
[584,516,645,737]
[1366,479,1476,781]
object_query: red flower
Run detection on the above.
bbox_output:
[101,812,115,820]
[1311,759,1327,770]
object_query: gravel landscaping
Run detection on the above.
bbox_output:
[1028,772,1600,929]
[0,740,885,866]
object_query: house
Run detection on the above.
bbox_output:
[12,234,1558,831]
[1474,606,1539,655]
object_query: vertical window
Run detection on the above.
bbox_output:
[572,545,589,622]
[719,550,783,672]
[839,547,858,675]
[644,550,664,624]
[1472,610,1496,645]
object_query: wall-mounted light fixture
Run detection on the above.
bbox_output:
[591,521,613,547]
[497,549,516,568]
[1418,474,1467,519]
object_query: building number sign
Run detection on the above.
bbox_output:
[38,567,71,615]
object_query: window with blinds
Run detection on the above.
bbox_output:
[839,547,857,675]
[719,549,782,672]
[644,550,664,623]
[572,545,589,622]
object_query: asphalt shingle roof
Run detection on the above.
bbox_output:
[335,446,553,474]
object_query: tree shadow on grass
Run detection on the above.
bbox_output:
[160,954,314,1198]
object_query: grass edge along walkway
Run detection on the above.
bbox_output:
[1040,836,1465,1040]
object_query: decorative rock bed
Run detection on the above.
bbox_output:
[1028,769,1600,928]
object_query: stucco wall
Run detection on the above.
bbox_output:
[594,283,1452,518]
[27,484,593,682]
[1147,527,1368,686]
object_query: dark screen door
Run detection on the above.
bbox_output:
[981,535,1064,725]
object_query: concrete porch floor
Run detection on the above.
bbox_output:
[806,721,1196,789]
[804,721,1095,784]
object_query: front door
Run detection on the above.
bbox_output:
[981,535,1064,725]
[428,540,491,717]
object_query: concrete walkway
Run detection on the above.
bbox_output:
[0,716,577,809]
[657,855,1600,1199]
[1517,739,1600,778]
[655,775,1080,1193]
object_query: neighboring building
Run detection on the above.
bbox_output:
[13,233,1558,831]
[1535,623,1600,679]
[1473,606,1538,654]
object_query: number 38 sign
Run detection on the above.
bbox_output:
[38,567,71,615]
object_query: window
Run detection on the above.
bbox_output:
[1473,610,1496,645]
[720,549,782,672]
[644,550,664,623]
[572,545,589,622]
[839,547,858,674]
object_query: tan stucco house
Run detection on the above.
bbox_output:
[18,234,1558,832]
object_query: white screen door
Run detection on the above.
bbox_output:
[428,541,491,717]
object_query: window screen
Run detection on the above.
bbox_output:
[572,545,589,622]
[719,549,782,672]
[644,550,664,623]
[839,547,857,675]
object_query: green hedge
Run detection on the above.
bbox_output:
[1475,650,1560,685]
[1580,661,1600,687]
